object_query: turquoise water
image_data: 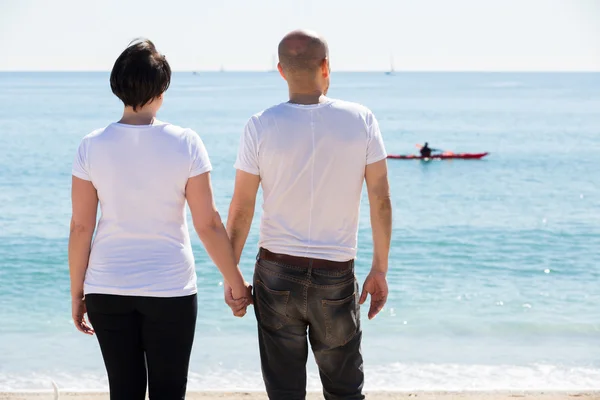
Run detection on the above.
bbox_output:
[0,72,599,391]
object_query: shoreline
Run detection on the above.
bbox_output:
[1,391,599,400]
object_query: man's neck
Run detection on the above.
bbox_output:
[288,89,327,105]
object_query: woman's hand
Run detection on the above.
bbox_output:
[72,296,94,335]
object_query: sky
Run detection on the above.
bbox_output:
[0,0,599,71]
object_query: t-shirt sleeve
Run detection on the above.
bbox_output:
[189,130,213,177]
[366,112,387,165]
[233,119,260,176]
[72,139,91,181]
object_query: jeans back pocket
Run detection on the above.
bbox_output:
[254,280,290,331]
[322,290,359,347]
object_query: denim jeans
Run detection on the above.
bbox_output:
[253,252,364,400]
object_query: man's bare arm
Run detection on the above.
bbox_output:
[222,170,260,316]
[365,159,392,273]
[360,159,392,319]
[227,170,261,263]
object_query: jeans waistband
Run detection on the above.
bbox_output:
[258,248,354,270]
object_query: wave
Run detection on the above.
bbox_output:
[2,363,599,392]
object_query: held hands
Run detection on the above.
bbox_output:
[72,295,94,335]
[359,269,388,319]
[224,281,253,317]
[223,268,386,319]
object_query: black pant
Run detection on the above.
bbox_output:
[86,294,197,400]
[253,254,364,400]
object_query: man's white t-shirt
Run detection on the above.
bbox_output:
[72,120,212,297]
[234,98,387,262]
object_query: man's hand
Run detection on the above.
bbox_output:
[224,281,253,317]
[359,270,388,319]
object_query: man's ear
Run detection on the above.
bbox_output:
[278,63,287,81]
[321,58,330,78]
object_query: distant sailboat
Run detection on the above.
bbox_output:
[270,55,277,72]
[385,55,395,75]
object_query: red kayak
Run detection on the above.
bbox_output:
[387,152,489,160]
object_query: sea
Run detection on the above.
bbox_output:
[0,71,599,392]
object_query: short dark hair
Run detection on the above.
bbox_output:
[110,39,171,111]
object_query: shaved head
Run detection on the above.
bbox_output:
[278,30,329,74]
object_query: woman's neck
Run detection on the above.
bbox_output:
[118,107,156,125]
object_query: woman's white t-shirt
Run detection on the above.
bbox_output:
[72,120,211,297]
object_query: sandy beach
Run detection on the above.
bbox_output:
[1,392,599,400]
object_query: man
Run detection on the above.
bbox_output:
[224,30,392,400]
[419,142,439,158]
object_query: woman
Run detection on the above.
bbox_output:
[68,39,250,400]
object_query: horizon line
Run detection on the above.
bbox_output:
[1,69,599,73]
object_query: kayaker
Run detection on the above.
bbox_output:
[420,142,439,157]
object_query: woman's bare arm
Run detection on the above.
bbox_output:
[186,172,250,300]
[69,176,98,299]
[69,176,98,334]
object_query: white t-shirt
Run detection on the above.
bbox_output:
[72,120,212,297]
[234,98,387,262]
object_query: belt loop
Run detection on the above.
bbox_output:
[308,258,313,276]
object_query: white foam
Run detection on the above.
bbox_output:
[1,363,599,392]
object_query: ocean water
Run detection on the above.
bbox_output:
[0,72,599,392]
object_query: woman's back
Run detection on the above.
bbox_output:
[69,39,249,400]
[73,120,211,297]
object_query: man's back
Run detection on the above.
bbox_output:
[235,98,387,262]
[226,30,391,400]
